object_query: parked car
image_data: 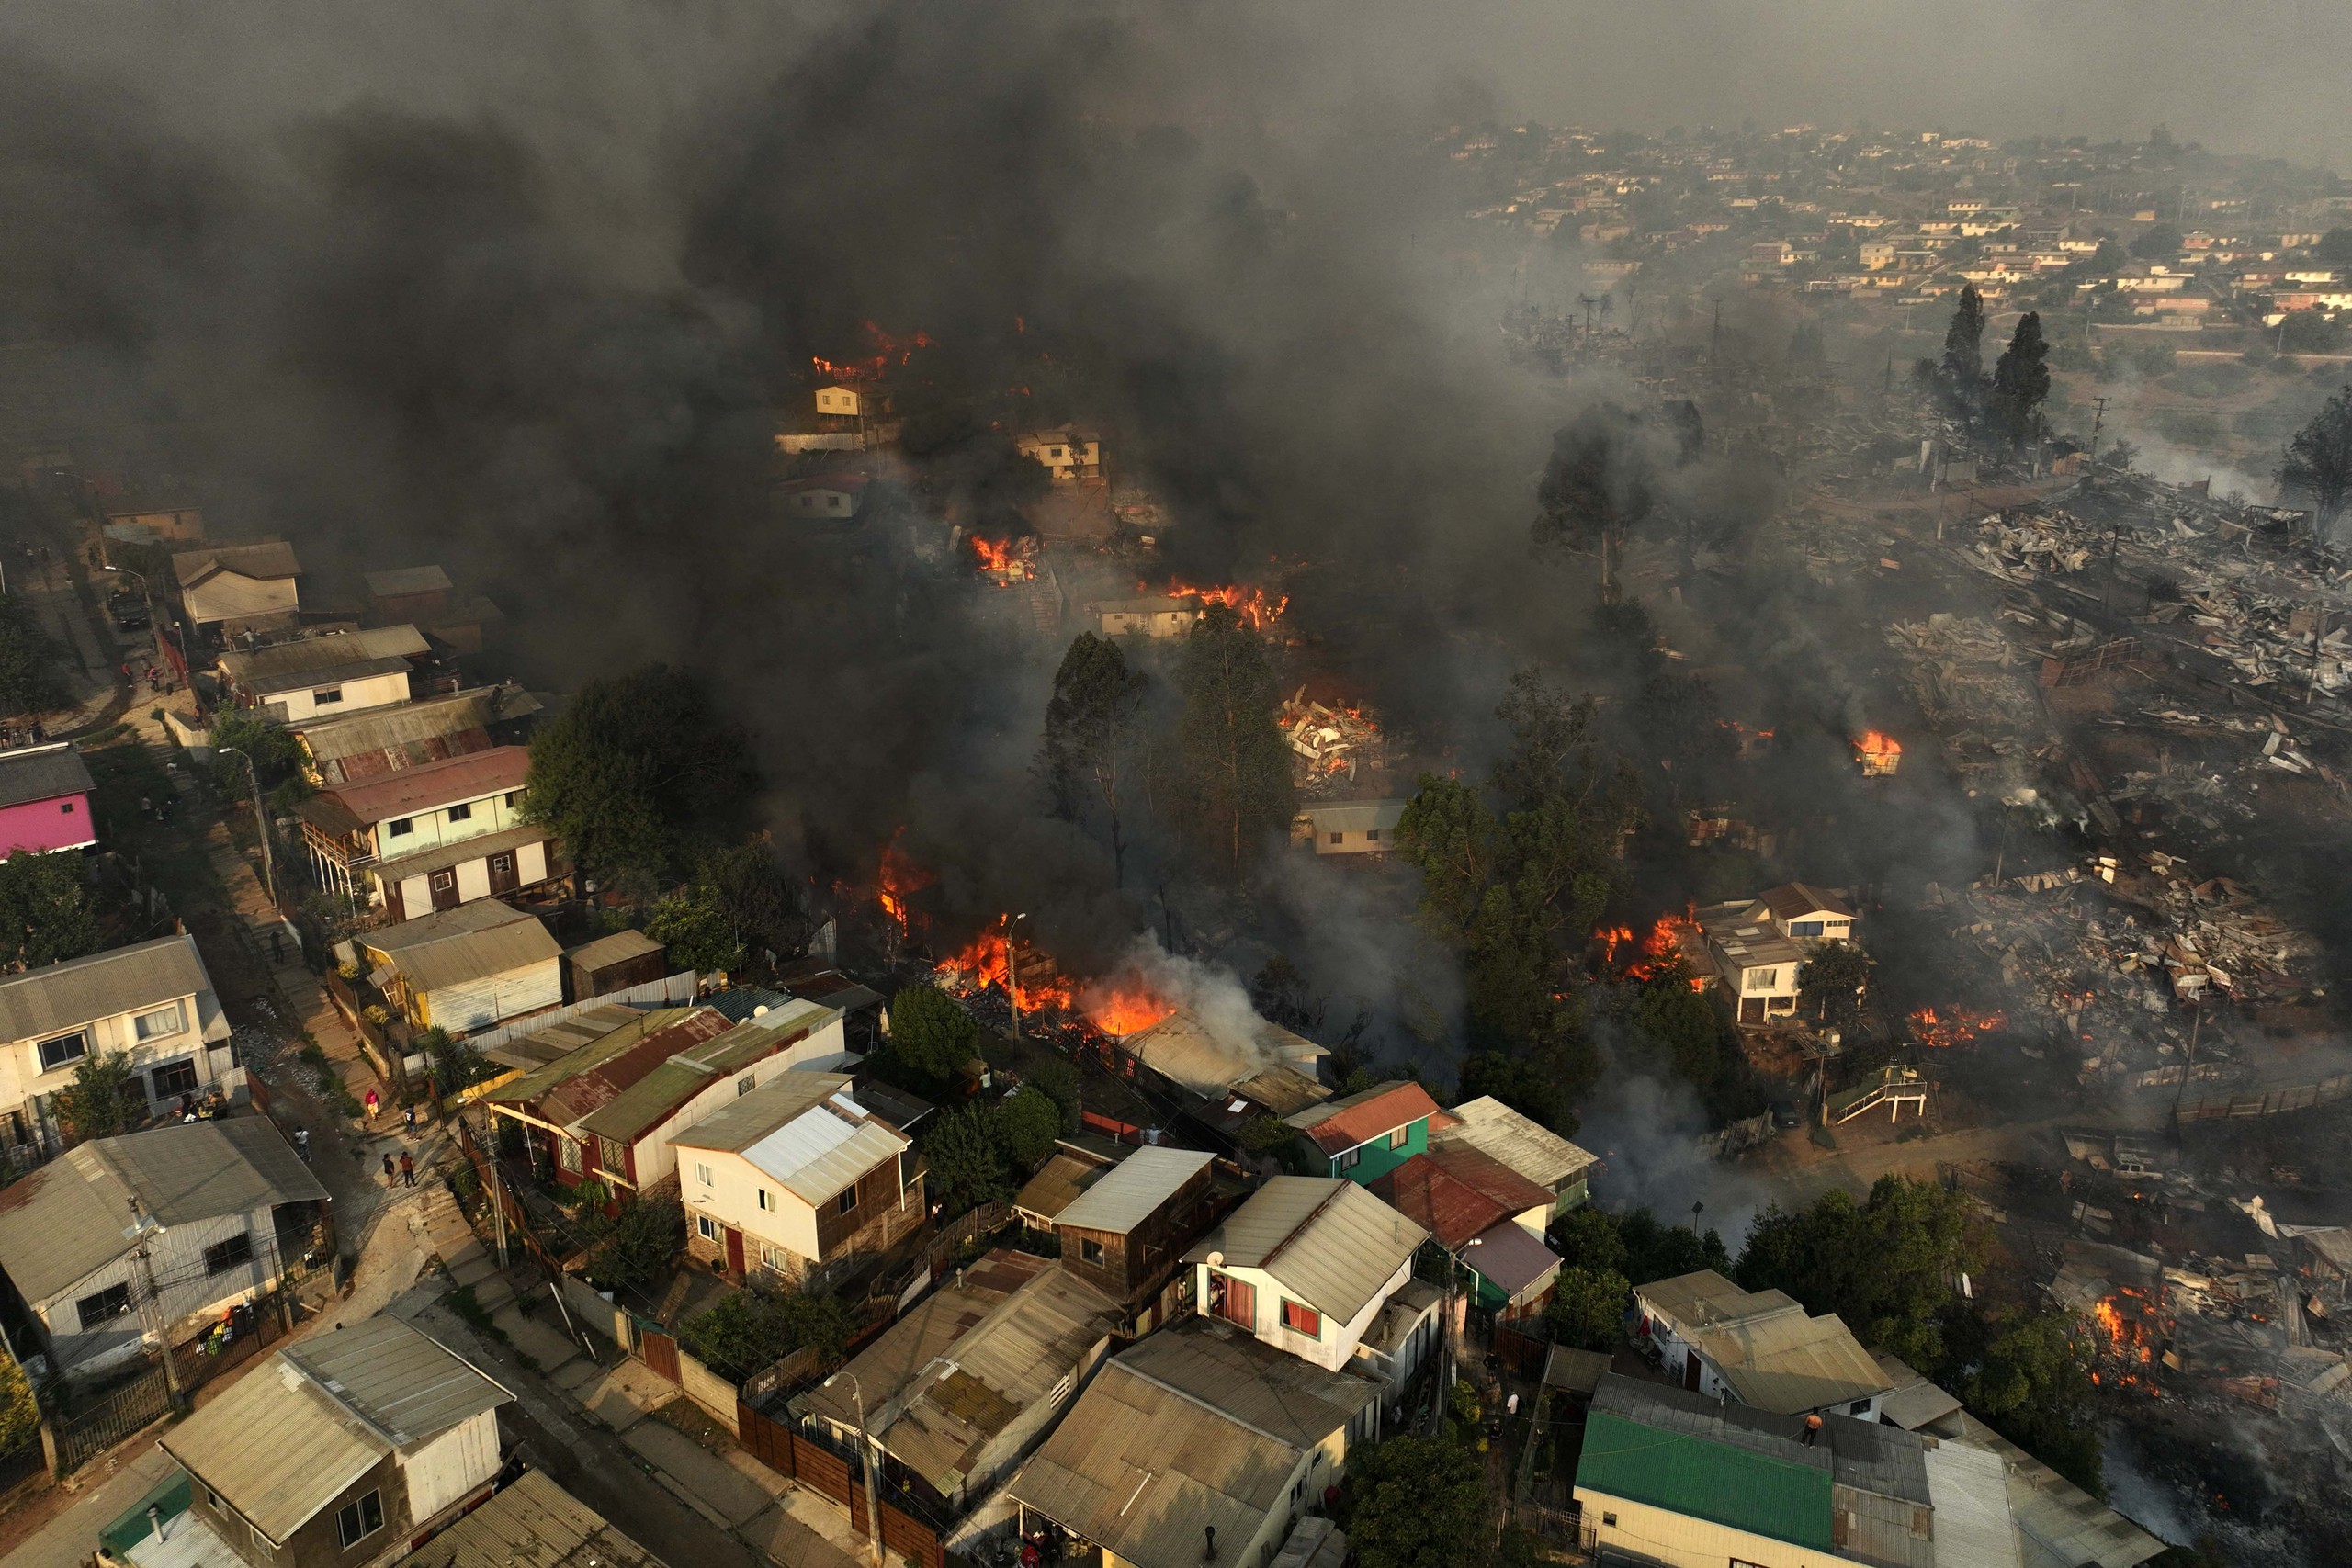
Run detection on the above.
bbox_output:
[107,591,150,630]
[1770,1098,1804,1131]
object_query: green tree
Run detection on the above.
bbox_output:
[1039,633,1148,886]
[1615,1208,1732,1284]
[1625,980,1747,1114]
[993,1086,1063,1172]
[1024,1057,1082,1135]
[1545,1265,1631,1349]
[1455,1050,1572,1136]
[678,1284,853,1382]
[1238,1114,1299,1158]
[1532,402,1657,603]
[645,885,746,976]
[1342,1435,1488,1568]
[2317,229,2352,265]
[2128,223,2183,260]
[0,850,102,969]
[0,596,62,720]
[578,1195,683,1292]
[1551,1204,1631,1276]
[209,706,306,795]
[1394,775,1496,938]
[1736,1177,1985,1372]
[1989,310,2052,450]
[1175,605,1293,873]
[1953,1308,2103,1495]
[1925,282,1988,430]
[0,1351,35,1452]
[920,1105,1009,1215]
[53,1051,143,1140]
[523,665,757,893]
[698,835,805,959]
[885,985,978,1089]
[2279,384,2352,527]
[1796,942,1871,1031]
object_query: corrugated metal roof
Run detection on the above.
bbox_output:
[291,687,525,782]
[528,1010,733,1129]
[362,901,560,995]
[1757,882,1857,923]
[1945,1413,2166,1568]
[164,1319,507,1545]
[670,1071,851,1153]
[1119,1007,1326,1098]
[1296,799,1406,833]
[1462,1219,1559,1299]
[171,541,300,584]
[574,1001,836,1145]
[1690,1304,1891,1416]
[566,930,664,971]
[218,625,425,690]
[1639,1268,1798,1329]
[1577,1376,1835,1551]
[1873,1352,1965,1431]
[478,1004,648,1075]
[0,742,93,808]
[0,934,216,1046]
[1228,1067,1329,1116]
[1283,1080,1441,1155]
[366,566,454,599]
[1009,1322,1374,1568]
[392,1468,662,1568]
[1372,1147,1554,1250]
[1012,1152,1114,1224]
[1182,1177,1426,1325]
[1924,1439,2021,1568]
[0,1118,328,1303]
[1052,1148,1211,1236]
[317,747,531,829]
[1434,1096,1596,1190]
[797,1251,1118,1497]
[673,1071,907,1203]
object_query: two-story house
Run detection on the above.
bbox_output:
[0,1118,327,1375]
[300,747,551,918]
[0,742,96,855]
[1430,1096,1598,1220]
[1696,901,1806,1026]
[1014,427,1103,481]
[0,934,233,1158]
[1183,1176,1431,1379]
[288,684,542,789]
[673,1071,927,1289]
[481,1006,733,1189]
[1045,1146,1223,1333]
[159,1316,511,1568]
[1636,1269,1893,1419]
[355,900,563,1038]
[215,626,433,722]
[1374,1144,1562,1321]
[1283,1080,1444,1184]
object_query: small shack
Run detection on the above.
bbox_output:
[565,929,669,1001]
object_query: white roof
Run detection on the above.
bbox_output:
[1437,1096,1597,1190]
[1925,1440,2024,1568]
[1053,1148,1212,1236]
[741,1090,906,1205]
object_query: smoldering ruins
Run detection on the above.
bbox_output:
[10,1,2352,1565]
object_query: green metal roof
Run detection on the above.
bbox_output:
[575,999,840,1145]
[1575,1408,1833,1551]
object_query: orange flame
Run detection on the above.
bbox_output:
[936,925,1076,1011]
[1854,731,1902,775]
[1152,579,1290,630]
[1084,983,1174,1037]
[1597,914,1701,985]
[968,535,1030,576]
[1909,1005,2005,1047]
[876,831,932,933]
[812,321,937,385]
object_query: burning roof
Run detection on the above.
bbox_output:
[1117,1005,1329,1101]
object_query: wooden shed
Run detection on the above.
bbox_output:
[565,929,669,1001]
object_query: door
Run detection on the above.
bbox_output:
[1684,1353,1702,1392]
[1210,1272,1254,1328]
[725,1226,746,1278]
[489,852,518,895]
[639,1328,681,1383]
[1739,995,1764,1025]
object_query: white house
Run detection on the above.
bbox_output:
[815,385,863,418]
[1014,427,1102,481]
[1091,597,1201,638]
[298,746,545,914]
[778,474,870,520]
[1636,1269,1892,1419]
[215,626,430,722]
[171,541,301,635]
[1290,799,1407,856]
[0,935,233,1159]
[1696,902,1805,1025]
[356,899,564,1038]
[1746,882,1860,944]
[0,1118,327,1375]
[1183,1176,1430,1375]
[673,1070,926,1287]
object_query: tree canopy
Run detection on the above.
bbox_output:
[2279,384,2352,525]
[679,1283,852,1382]
[1796,941,1871,1032]
[644,884,746,976]
[885,984,978,1089]
[1342,1435,1488,1568]
[1039,632,1148,885]
[1532,402,1657,603]
[523,664,757,893]
[0,850,102,970]
[1988,310,2052,450]
[1737,1176,1984,1371]
[53,1051,143,1140]
[1175,605,1293,873]
[0,596,63,720]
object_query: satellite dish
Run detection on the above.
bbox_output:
[753,1004,769,1017]
[1206,1251,1224,1269]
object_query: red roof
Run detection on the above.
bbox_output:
[326,746,531,827]
[1290,1079,1443,1156]
[536,1009,735,1125]
[1373,1145,1555,1250]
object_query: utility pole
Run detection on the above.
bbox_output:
[217,746,275,912]
[127,1201,187,1409]
[2086,395,2113,485]
[487,1124,510,1269]
[824,1372,886,1568]
[1711,299,1723,364]
[1004,912,1028,1043]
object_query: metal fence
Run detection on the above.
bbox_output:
[52,1362,174,1472]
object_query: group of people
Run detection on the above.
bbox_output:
[120,660,179,697]
[363,1089,425,1187]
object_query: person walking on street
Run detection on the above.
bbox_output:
[382,1153,398,1187]
[365,1089,379,1121]
[399,1152,415,1188]
[294,1127,311,1163]
[403,1104,418,1135]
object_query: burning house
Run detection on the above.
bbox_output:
[1114,1005,1330,1123]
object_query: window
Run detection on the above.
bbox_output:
[447,802,472,822]
[737,1074,755,1096]
[386,818,414,838]
[1601,1513,1617,1529]
[1080,1237,1105,1266]
[311,687,344,706]
[695,1215,718,1242]
[1731,1559,1769,1568]
[430,871,456,892]
[150,1059,198,1099]
[1746,967,1779,990]
[75,1282,132,1330]
[695,1162,713,1187]
[757,1188,773,1212]
[837,1189,856,1215]
[1790,919,1824,938]
[133,1003,185,1042]
[1849,1398,1872,1415]
[1385,1126,1410,1150]
[1364,829,1381,841]
[205,1234,254,1276]
[1206,1271,1255,1328]
[1329,831,1343,845]
[334,1490,384,1550]
[599,1141,627,1178]
[251,1523,272,1556]
[504,792,521,809]
[761,1244,786,1271]
[1282,1300,1321,1337]
[492,854,513,874]
[38,1032,86,1071]
[558,1138,582,1172]
[61,800,74,815]
[1335,1145,1361,1170]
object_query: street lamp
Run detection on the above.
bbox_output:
[1004,912,1029,1043]
[823,1371,885,1568]
[216,745,276,911]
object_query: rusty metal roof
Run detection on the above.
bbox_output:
[1283,1079,1441,1155]
[1371,1145,1554,1250]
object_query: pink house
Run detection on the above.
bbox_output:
[0,743,97,855]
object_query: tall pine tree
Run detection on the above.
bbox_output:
[1038,633,1148,886]
[1921,282,1989,434]
[1176,605,1294,873]
[1989,310,2052,451]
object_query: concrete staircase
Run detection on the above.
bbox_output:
[419,1174,516,1315]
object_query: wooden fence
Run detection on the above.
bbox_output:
[731,1406,946,1568]
[2177,1073,2352,1124]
